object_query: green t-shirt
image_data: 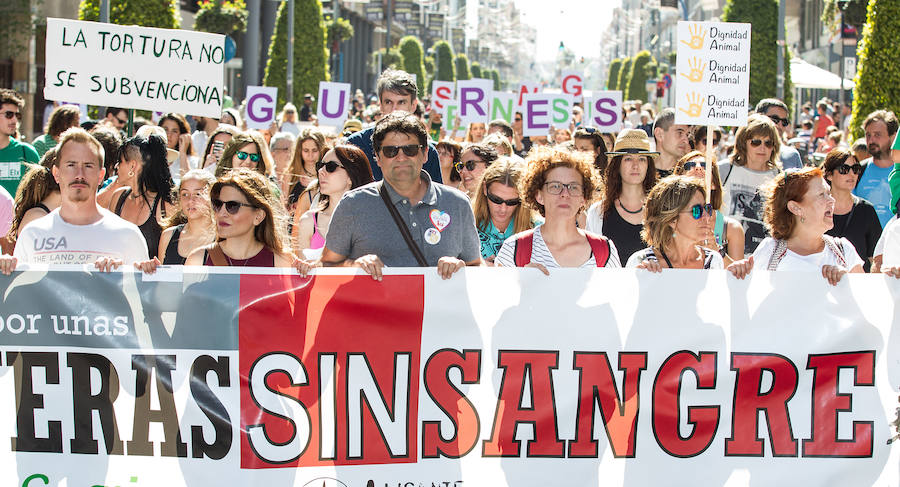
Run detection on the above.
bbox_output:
[31,133,57,158]
[0,138,40,196]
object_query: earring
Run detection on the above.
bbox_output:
[128,170,135,178]
[800,214,806,223]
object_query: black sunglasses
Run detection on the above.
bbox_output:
[682,160,706,171]
[767,115,790,127]
[455,159,484,172]
[212,198,256,214]
[749,138,775,148]
[381,144,423,158]
[2,110,23,120]
[486,192,520,206]
[836,163,862,175]
[316,160,343,173]
[698,137,721,146]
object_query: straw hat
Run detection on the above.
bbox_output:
[136,125,180,163]
[342,118,363,133]
[606,128,660,157]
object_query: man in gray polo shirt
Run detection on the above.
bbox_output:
[321,111,482,279]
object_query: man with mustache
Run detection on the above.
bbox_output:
[854,110,898,227]
[6,127,147,271]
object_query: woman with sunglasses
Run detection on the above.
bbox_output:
[627,176,724,270]
[215,131,281,198]
[436,139,462,189]
[295,145,374,259]
[822,148,881,271]
[674,151,745,265]
[472,159,534,263]
[456,143,498,200]
[718,114,781,256]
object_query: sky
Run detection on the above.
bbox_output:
[509,0,617,62]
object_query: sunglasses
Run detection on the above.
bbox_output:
[2,110,22,121]
[749,138,775,148]
[381,144,423,158]
[543,181,583,196]
[236,151,261,163]
[212,198,256,214]
[486,192,520,206]
[767,115,790,127]
[684,203,715,220]
[836,163,862,175]
[454,159,484,172]
[581,127,598,134]
[698,137,721,146]
[316,160,344,173]
[682,160,706,171]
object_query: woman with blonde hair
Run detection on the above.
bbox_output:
[472,158,534,262]
[156,169,217,264]
[464,122,486,143]
[215,131,275,179]
[5,148,61,248]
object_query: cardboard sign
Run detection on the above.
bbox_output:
[431,80,455,115]
[516,81,540,108]
[316,81,352,127]
[244,86,277,129]
[674,21,752,126]
[561,70,584,98]
[442,100,462,132]
[44,18,225,117]
[522,93,572,137]
[490,92,516,124]
[456,78,493,124]
[582,91,623,133]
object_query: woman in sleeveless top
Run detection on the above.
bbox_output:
[157,170,217,265]
[626,176,724,270]
[674,150,745,265]
[295,145,374,259]
[107,134,174,259]
[4,148,61,252]
[727,167,865,285]
[472,159,534,263]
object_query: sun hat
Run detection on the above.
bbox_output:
[606,128,660,157]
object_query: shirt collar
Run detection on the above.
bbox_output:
[383,170,437,206]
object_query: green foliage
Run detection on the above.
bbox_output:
[0,0,38,58]
[432,41,456,82]
[607,58,623,90]
[326,17,354,47]
[194,0,248,36]
[455,54,471,80]
[79,0,180,28]
[849,0,900,138]
[373,47,405,72]
[668,51,677,67]
[489,69,501,90]
[822,0,868,35]
[399,36,427,98]
[625,51,656,103]
[617,57,633,97]
[659,63,670,75]
[722,0,792,109]
[424,56,435,76]
[263,0,329,108]
[471,62,482,79]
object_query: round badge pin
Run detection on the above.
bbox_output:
[424,227,442,245]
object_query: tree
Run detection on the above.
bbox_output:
[822,0,868,36]
[455,53,471,80]
[849,0,900,138]
[722,0,793,109]
[471,62,483,79]
[263,0,329,108]
[194,0,249,36]
[432,40,456,82]
[79,0,180,28]
[607,58,623,90]
[0,0,36,58]
[625,50,656,103]
[399,36,427,98]
[617,57,633,98]
[489,69,501,90]
[424,56,435,77]
[372,47,405,72]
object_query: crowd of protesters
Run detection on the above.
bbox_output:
[1,69,900,283]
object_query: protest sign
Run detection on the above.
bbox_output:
[43,18,225,118]
[243,86,277,129]
[674,21,752,126]
[522,93,572,136]
[456,79,493,124]
[0,267,898,486]
[316,81,352,128]
[490,92,516,124]
[431,80,455,114]
[561,70,584,98]
[516,81,540,108]
[583,91,623,132]
[442,100,463,132]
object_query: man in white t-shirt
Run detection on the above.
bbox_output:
[6,127,147,271]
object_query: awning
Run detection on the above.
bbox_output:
[789,58,855,90]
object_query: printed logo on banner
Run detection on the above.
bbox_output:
[583,91,623,133]
[238,274,425,468]
[317,82,352,128]
[244,86,278,129]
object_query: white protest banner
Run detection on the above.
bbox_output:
[561,70,584,98]
[44,18,225,118]
[490,92,516,124]
[1,267,898,486]
[522,93,572,136]
[583,90,623,132]
[316,81,352,127]
[674,21,751,126]
[244,86,278,129]
[431,80,455,114]
[516,80,540,108]
[456,78,493,124]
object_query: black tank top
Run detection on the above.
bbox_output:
[115,189,165,259]
[162,224,186,265]
[603,206,645,265]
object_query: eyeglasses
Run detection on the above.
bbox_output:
[211,198,256,214]
[767,115,791,127]
[236,151,261,163]
[836,163,863,175]
[454,159,484,172]
[543,181,583,196]
[316,160,344,173]
[684,203,715,220]
[381,144,423,158]
[486,192,520,206]
[749,138,775,148]
[2,110,22,121]
[682,160,706,171]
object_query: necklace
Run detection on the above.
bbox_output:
[617,198,643,214]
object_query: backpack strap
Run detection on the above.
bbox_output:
[513,229,536,267]
[585,232,611,267]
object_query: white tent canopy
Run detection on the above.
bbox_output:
[790,58,855,90]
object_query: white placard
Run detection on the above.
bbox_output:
[44,18,225,118]
[431,80,455,115]
[490,92,516,124]
[560,70,584,98]
[456,78,493,124]
[582,91,623,133]
[316,81,352,128]
[674,21,751,126]
[244,86,278,129]
[516,80,541,108]
[522,93,573,137]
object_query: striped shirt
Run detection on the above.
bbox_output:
[495,226,622,268]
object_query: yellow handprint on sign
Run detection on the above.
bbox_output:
[679,57,706,83]
[680,23,706,50]
[679,92,703,118]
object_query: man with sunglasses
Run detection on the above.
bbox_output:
[322,111,481,280]
[346,69,443,184]
[0,89,40,198]
[756,98,802,170]
[102,106,128,131]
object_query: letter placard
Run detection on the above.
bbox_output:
[490,92,516,124]
[457,79,493,124]
[516,81,540,108]
[583,91,623,133]
[561,70,584,98]
[431,81,455,115]
[244,86,277,129]
[317,81,352,128]
[522,93,554,137]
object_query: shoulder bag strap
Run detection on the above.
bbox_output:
[823,235,848,268]
[767,239,789,271]
[585,233,611,267]
[513,229,536,267]
[207,243,228,267]
[378,182,428,267]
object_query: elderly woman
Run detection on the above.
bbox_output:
[472,159,534,262]
[495,145,620,271]
[626,175,724,270]
[821,148,881,271]
[728,167,864,285]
